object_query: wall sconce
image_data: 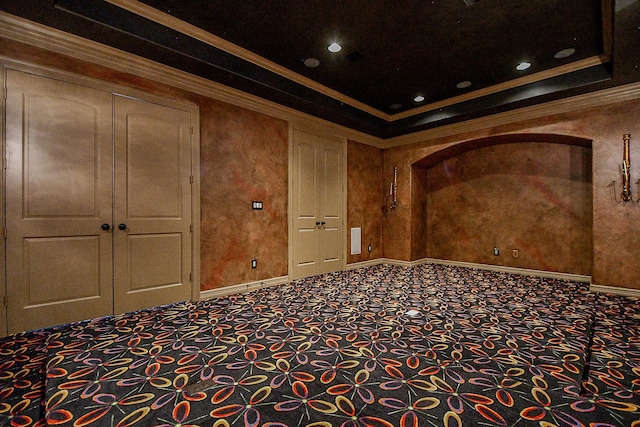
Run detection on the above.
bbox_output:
[612,134,638,203]
[388,166,398,209]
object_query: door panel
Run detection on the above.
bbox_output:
[5,70,113,333]
[113,95,193,313]
[128,233,183,291]
[292,132,320,278]
[318,141,344,274]
[25,237,102,303]
[126,116,183,218]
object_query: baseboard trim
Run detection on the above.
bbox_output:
[345,259,386,270]
[199,275,289,301]
[379,257,593,283]
[590,284,640,297]
[417,258,593,283]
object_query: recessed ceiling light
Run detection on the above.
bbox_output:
[516,62,531,71]
[390,103,403,110]
[456,81,472,89]
[303,58,320,68]
[414,95,425,102]
[328,42,342,53]
[554,48,576,59]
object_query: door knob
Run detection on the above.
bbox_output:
[101,223,111,231]
[321,221,326,225]
[118,223,127,230]
[316,221,321,226]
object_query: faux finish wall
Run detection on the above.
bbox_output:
[383,98,640,290]
[346,141,384,264]
[199,100,288,290]
[422,142,592,275]
[4,37,640,291]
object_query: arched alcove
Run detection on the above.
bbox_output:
[411,133,593,275]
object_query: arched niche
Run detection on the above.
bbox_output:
[410,133,593,275]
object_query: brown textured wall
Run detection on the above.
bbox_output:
[199,101,288,290]
[423,142,592,275]
[383,99,640,289]
[382,150,415,261]
[411,167,428,260]
[347,141,384,263]
[3,37,640,290]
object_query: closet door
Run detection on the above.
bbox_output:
[5,70,114,333]
[291,129,344,280]
[112,95,193,313]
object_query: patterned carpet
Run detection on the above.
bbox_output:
[0,264,639,426]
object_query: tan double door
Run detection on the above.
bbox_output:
[291,129,344,280]
[4,70,195,334]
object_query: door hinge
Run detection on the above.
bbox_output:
[189,272,193,282]
[190,176,194,184]
[189,224,194,232]
[190,127,194,135]
[2,226,6,239]
[3,295,7,308]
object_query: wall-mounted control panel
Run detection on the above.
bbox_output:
[252,201,263,210]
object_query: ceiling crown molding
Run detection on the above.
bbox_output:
[1,11,639,150]
[0,12,385,147]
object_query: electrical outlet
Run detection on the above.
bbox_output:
[512,249,519,258]
[368,245,372,252]
[493,247,500,256]
[251,259,257,269]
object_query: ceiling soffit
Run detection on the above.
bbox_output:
[0,0,636,139]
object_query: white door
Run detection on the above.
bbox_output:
[5,70,114,333]
[112,95,194,313]
[291,129,344,280]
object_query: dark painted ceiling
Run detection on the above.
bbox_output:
[1,0,639,138]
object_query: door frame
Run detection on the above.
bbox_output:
[1,59,201,335]
[288,125,347,280]
[1,65,6,335]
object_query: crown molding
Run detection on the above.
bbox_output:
[1,11,638,150]
[106,0,611,124]
[0,12,386,148]
[391,55,610,121]
[386,81,640,148]
[105,0,390,121]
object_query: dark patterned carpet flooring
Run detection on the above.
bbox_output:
[1,264,639,426]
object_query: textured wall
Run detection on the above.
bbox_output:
[346,141,384,264]
[199,100,288,290]
[383,99,640,289]
[3,37,640,290]
[423,142,592,275]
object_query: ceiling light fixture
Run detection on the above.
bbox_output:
[390,103,403,110]
[516,62,531,71]
[414,95,425,102]
[456,81,472,89]
[328,42,342,53]
[303,58,320,68]
[554,48,576,59]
